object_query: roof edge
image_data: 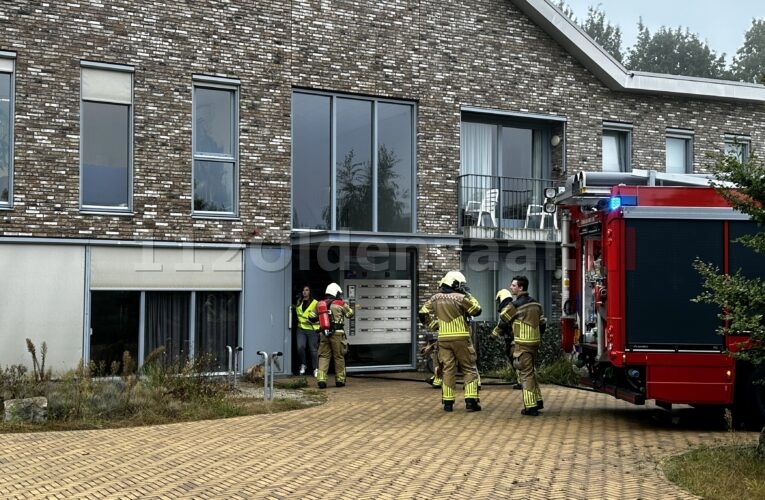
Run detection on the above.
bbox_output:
[510,0,765,103]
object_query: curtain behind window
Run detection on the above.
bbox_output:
[195,291,239,371]
[461,122,495,176]
[145,291,190,364]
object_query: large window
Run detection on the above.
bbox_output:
[460,113,559,226]
[90,290,240,372]
[724,134,750,163]
[0,54,13,208]
[602,121,632,172]
[666,128,694,174]
[292,91,415,232]
[80,63,133,211]
[193,76,239,216]
[461,247,547,322]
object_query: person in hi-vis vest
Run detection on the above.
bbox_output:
[295,285,320,377]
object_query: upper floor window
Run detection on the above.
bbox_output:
[192,76,239,216]
[666,128,694,174]
[724,134,750,163]
[80,63,133,211]
[0,53,15,208]
[460,112,560,226]
[292,90,415,232]
[602,121,632,172]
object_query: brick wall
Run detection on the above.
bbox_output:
[2,0,763,258]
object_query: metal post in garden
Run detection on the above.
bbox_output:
[269,351,283,400]
[257,351,271,400]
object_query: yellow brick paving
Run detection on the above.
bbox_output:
[0,375,758,499]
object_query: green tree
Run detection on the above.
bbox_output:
[554,1,576,21]
[555,3,623,63]
[330,148,372,230]
[376,144,409,232]
[694,150,765,449]
[627,20,728,79]
[731,19,765,84]
[582,6,624,63]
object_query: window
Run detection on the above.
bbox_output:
[292,91,415,232]
[193,76,239,216]
[0,53,15,208]
[80,63,133,211]
[461,248,546,322]
[724,134,750,163]
[602,121,632,172]
[91,290,240,372]
[666,128,693,174]
[460,112,560,225]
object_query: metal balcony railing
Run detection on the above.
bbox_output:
[457,174,561,241]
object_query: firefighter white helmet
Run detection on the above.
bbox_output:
[439,271,467,291]
[496,288,512,304]
[325,282,342,297]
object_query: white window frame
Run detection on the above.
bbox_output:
[666,128,694,174]
[602,121,632,172]
[80,61,134,212]
[192,75,240,218]
[0,52,15,209]
[724,134,750,163]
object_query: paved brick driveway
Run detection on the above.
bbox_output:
[0,374,757,499]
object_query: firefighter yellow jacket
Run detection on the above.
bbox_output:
[419,291,481,339]
[499,292,544,345]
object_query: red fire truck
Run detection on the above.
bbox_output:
[553,170,765,428]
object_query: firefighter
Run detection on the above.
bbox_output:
[315,282,355,389]
[418,271,482,412]
[499,275,545,416]
[492,289,523,390]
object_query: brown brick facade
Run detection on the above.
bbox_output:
[2,0,763,308]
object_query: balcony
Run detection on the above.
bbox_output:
[458,174,561,242]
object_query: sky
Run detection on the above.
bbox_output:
[561,0,764,65]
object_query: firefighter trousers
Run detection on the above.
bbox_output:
[437,337,479,403]
[317,330,346,384]
[513,343,542,409]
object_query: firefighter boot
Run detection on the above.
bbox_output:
[443,400,454,412]
[521,407,539,416]
[465,398,482,412]
[317,381,327,389]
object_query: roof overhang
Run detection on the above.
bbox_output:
[510,0,765,103]
[291,230,460,248]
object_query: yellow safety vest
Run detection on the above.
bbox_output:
[296,299,319,331]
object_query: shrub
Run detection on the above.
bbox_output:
[475,320,566,374]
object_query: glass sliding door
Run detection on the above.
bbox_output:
[195,291,239,371]
[145,291,191,364]
[89,291,140,375]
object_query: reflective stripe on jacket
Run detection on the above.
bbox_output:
[499,293,543,345]
[419,292,482,339]
[329,299,354,331]
[296,299,319,331]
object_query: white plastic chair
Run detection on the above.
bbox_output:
[524,204,557,229]
[465,188,498,227]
